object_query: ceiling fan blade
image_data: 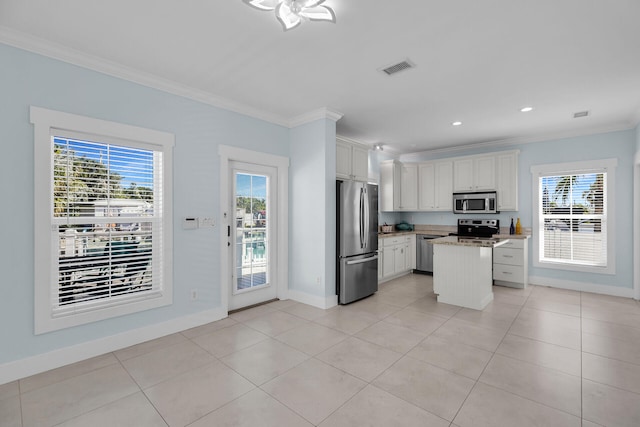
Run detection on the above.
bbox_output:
[276,3,302,31]
[296,0,326,8]
[299,5,336,22]
[243,0,281,11]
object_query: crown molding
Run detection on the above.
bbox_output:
[0,25,294,127]
[335,135,371,148]
[406,121,636,158]
[288,108,343,128]
[335,134,405,156]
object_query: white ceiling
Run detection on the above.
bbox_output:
[2,0,640,154]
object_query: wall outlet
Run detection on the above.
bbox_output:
[190,289,198,301]
[316,276,321,285]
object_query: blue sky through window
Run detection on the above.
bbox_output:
[236,173,266,199]
[541,173,600,210]
[54,137,153,189]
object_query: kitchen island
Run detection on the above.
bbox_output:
[430,236,507,310]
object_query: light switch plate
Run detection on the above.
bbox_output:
[199,217,215,228]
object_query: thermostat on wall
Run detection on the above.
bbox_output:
[183,217,198,230]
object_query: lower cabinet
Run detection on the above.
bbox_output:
[493,238,529,288]
[379,235,415,282]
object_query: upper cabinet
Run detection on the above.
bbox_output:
[379,160,418,211]
[418,160,453,211]
[496,151,519,211]
[453,155,496,192]
[400,163,418,211]
[380,150,519,212]
[336,138,369,182]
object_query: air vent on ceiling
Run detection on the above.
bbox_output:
[573,110,589,118]
[380,59,415,76]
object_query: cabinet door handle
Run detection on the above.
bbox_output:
[503,255,514,258]
[502,271,513,275]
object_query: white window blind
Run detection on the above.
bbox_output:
[532,158,616,275]
[539,172,606,266]
[53,136,163,313]
[32,106,173,334]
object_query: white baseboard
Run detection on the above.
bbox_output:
[288,289,338,309]
[0,307,227,386]
[528,275,635,299]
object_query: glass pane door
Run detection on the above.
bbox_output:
[234,172,269,293]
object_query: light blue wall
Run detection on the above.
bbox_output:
[0,44,292,365]
[289,119,336,298]
[396,130,636,290]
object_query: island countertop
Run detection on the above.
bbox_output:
[429,236,509,248]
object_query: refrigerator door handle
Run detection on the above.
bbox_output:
[346,255,378,265]
[363,187,369,249]
[359,188,365,248]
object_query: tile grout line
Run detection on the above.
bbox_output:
[447,285,535,424]
[580,290,584,424]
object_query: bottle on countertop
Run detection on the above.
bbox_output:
[509,218,515,235]
[515,217,522,235]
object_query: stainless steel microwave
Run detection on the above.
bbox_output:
[453,191,498,214]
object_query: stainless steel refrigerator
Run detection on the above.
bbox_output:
[336,180,378,304]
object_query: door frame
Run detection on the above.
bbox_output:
[219,145,289,313]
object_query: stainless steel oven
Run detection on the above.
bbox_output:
[453,191,498,214]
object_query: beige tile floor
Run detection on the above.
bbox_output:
[3,274,640,426]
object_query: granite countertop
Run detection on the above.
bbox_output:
[493,233,531,239]
[377,231,418,237]
[378,227,531,239]
[430,236,509,248]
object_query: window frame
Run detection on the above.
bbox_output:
[32,106,174,334]
[531,159,616,275]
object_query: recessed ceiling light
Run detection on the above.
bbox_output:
[520,106,534,112]
[373,143,384,151]
[452,121,463,126]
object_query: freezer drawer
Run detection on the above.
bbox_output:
[338,253,378,304]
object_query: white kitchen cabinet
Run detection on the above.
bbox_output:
[382,245,395,280]
[453,158,474,192]
[379,160,396,212]
[377,239,383,281]
[493,238,529,288]
[418,160,453,211]
[393,244,406,274]
[475,155,496,190]
[496,151,519,211]
[405,234,416,270]
[400,163,418,210]
[418,162,435,210]
[453,155,496,192]
[382,150,517,212]
[379,160,418,211]
[336,138,369,182]
[380,235,413,281]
